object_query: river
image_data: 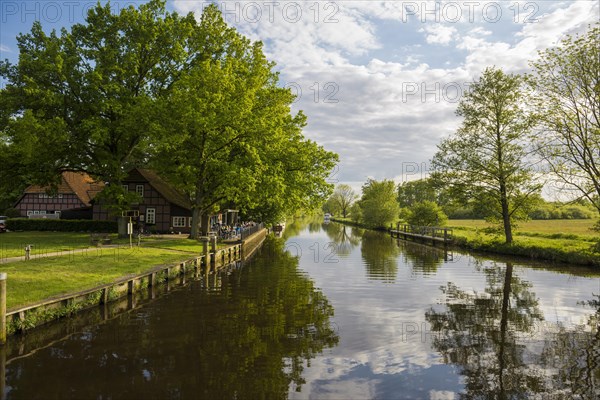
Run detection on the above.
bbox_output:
[3,219,600,399]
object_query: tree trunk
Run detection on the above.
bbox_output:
[500,184,513,244]
[117,216,128,238]
[497,262,513,399]
[190,208,201,239]
[200,213,210,236]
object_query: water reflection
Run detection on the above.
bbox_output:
[360,231,400,282]
[4,219,600,399]
[4,237,339,399]
[538,294,599,398]
[321,223,360,257]
[425,261,600,398]
[396,239,452,276]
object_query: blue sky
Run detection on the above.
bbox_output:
[1,1,598,195]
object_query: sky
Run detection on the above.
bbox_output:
[1,1,599,195]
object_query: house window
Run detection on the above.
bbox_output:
[27,211,33,216]
[188,217,193,227]
[172,217,186,227]
[40,210,46,215]
[146,208,156,224]
[58,194,63,199]
[122,185,128,192]
[136,185,144,197]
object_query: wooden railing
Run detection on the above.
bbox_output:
[240,222,264,240]
[390,223,453,244]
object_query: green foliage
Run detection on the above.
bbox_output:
[2,208,22,218]
[358,179,400,228]
[529,202,595,220]
[322,196,340,216]
[349,202,362,223]
[406,201,448,227]
[151,5,337,236]
[527,24,600,215]
[432,67,541,244]
[397,179,438,208]
[0,1,337,226]
[444,206,485,220]
[6,218,117,232]
[327,184,357,218]
[0,0,197,210]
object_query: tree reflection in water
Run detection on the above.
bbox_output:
[426,262,600,398]
[539,294,599,398]
[426,262,547,398]
[4,237,339,399]
[395,239,451,276]
[360,230,400,281]
[321,223,360,257]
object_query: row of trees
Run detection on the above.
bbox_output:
[397,178,597,220]
[0,1,338,237]
[323,24,599,244]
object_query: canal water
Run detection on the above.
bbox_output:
[3,219,600,399]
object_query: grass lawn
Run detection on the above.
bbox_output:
[0,232,230,259]
[332,217,600,266]
[448,219,598,239]
[446,219,600,266]
[2,246,195,309]
[141,238,229,252]
[0,232,240,308]
[0,231,116,258]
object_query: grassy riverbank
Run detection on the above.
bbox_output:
[2,246,194,309]
[448,219,599,266]
[0,232,231,309]
[332,217,600,266]
[0,232,111,258]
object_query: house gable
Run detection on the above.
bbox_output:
[93,168,192,233]
[14,172,104,218]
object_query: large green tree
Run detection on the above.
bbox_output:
[527,25,600,216]
[327,184,357,218]
[357,179,400,228]
[432,67,541,244]
[0,0,191,193]
[151,5,337,237]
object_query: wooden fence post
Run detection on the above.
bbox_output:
[210,237,217,267]
[0,273,6,345]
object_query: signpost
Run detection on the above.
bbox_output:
[122,210,140,248]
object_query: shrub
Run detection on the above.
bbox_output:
[1,208,22,218]
[407,201,448,227]
[6,218,117,232]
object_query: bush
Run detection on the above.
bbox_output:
[6,218,117,232]
[350,203,362,223]
[1,208,22,218]
[528,203,594,220]
[407,201,448,227]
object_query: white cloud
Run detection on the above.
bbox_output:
[171,1,600,187]
[420,25,458,45]
[0,44,10,53]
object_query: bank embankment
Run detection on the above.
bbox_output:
[0,228,268,340]
[331,217,600,267]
